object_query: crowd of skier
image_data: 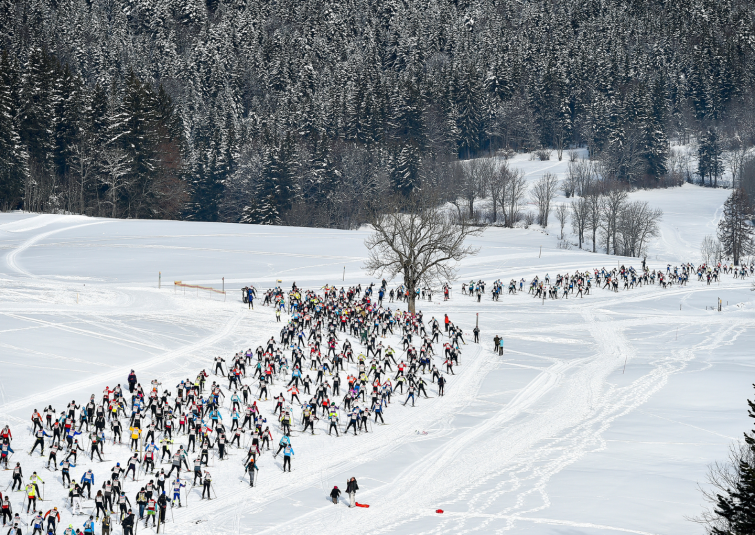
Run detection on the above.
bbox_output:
[1,280,465,534]
[1,259,747,534]
[471,261,749,302]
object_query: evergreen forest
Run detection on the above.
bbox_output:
[1,0,754,227]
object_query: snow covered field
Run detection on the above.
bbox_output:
[1,181,753,535]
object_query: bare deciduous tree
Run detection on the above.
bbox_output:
[570,197,589,249]
[669,147,694,184]
[69,135,97,215]
[530,173,558,227]
[617,201,663,257]
[561,174,576,199]
[492,162,527,228]
[100,148,131,218]
[585,187,602,253]
[724,139,750,189]
[568,159,596,197]
[700,234,723,265]
[555,202,569,240]
[488,162,505,224]
[459,158,496,220]
[522,211,535,228]
[598,184,628,254]
[364,193,481,314]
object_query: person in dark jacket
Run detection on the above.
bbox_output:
[346,477,359,508]
[121,510,135,535]
[329,486,341,504]
[127,371,137,393]
[157,492,168,524]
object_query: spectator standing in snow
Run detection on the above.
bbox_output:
[346,477,359,508]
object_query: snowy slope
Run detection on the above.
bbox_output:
[0,183,753,535]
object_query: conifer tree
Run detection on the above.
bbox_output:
[20,47,56,182]
[712,384,755,534]
[717,188,754,266]
[698,127,724,187]
[0,50,27,210]
[643,78,669,179]
[455,63,483,159]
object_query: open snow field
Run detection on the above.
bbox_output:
[1,180,753,535]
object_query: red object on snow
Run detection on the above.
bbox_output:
[436,509,444,514]
[355,502,370,508]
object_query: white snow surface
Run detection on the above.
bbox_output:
[1,182,753,535]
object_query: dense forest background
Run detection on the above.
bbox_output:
[0,0,754,227]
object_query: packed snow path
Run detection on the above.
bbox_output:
[0,187,753,535]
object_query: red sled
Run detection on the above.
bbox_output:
[355,502,370,508]
[436,509,444,514]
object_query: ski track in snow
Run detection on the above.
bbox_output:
[235,287,750,535]
[5,219,112,277]
[0,204,752,535]
[0,310,245,417]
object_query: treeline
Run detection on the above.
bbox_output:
[0,49,184,218]
[453,157,663,257]
[1,0,754,226]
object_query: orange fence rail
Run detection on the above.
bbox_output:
[174,281,226,297]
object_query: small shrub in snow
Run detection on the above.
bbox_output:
[523,211,535,228]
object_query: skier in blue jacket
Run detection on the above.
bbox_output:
[274,435,290,457]
[83,516,95,534]
[282,445,294,472]
[208,409,222,429]
[80,470,95,499]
